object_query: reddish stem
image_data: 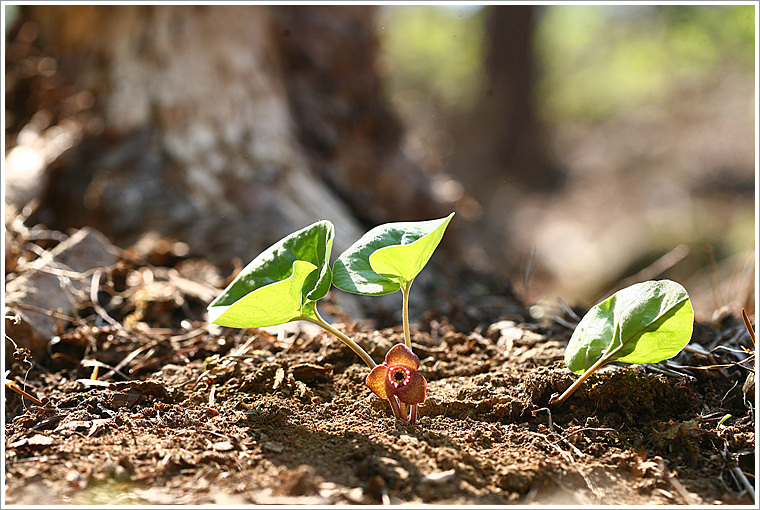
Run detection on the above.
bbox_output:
[388,395,405,420]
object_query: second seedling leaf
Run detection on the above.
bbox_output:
[332,212,455,295]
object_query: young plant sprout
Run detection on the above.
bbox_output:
[207,213,454,424]
[332,212,455,422]
[550,279,694,405]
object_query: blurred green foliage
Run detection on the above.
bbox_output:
[5,4,20,31]
[380,4,755,122]
[536,4,755,121]
[378,5,486,111]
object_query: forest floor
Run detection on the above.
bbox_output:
[3,222,756,506]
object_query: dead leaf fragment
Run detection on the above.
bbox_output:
[8,434,55,448]
[291,363,333,383]
[212,441,234,451]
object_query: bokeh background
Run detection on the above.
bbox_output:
[4,4,756,322]
[376,4,755,318]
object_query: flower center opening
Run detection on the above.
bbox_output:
[389,366,411,388]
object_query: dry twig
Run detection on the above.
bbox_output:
[90,269,122,329]
[741,308,755,345]
[658,458,697,505]
[528,430,602,501]
[5,380,46,406]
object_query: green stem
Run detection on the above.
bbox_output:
[301,303,406,421]
[300,304,376,369]
[401,280,413,349]
[550,343,626,405]
[401,280,419,423]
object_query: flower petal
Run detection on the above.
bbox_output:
[384,344,420,371]
[366,365,392,399]
[394,372,427,404]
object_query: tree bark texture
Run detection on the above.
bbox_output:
[9,5,447,263]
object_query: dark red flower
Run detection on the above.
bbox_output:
[366,344,427,404]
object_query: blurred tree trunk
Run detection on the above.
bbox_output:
[9,5,446,262]
[446,5,564,279]
[450,5,563,200]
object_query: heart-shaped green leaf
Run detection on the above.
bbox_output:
[332,212,454,295]
[207,220,334,328]
[565,279,694,374]
[208,260,319,327]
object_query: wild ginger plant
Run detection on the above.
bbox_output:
[331,212,454,423]
[207,213,454,424]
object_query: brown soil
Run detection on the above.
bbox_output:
[3,232,756,506]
